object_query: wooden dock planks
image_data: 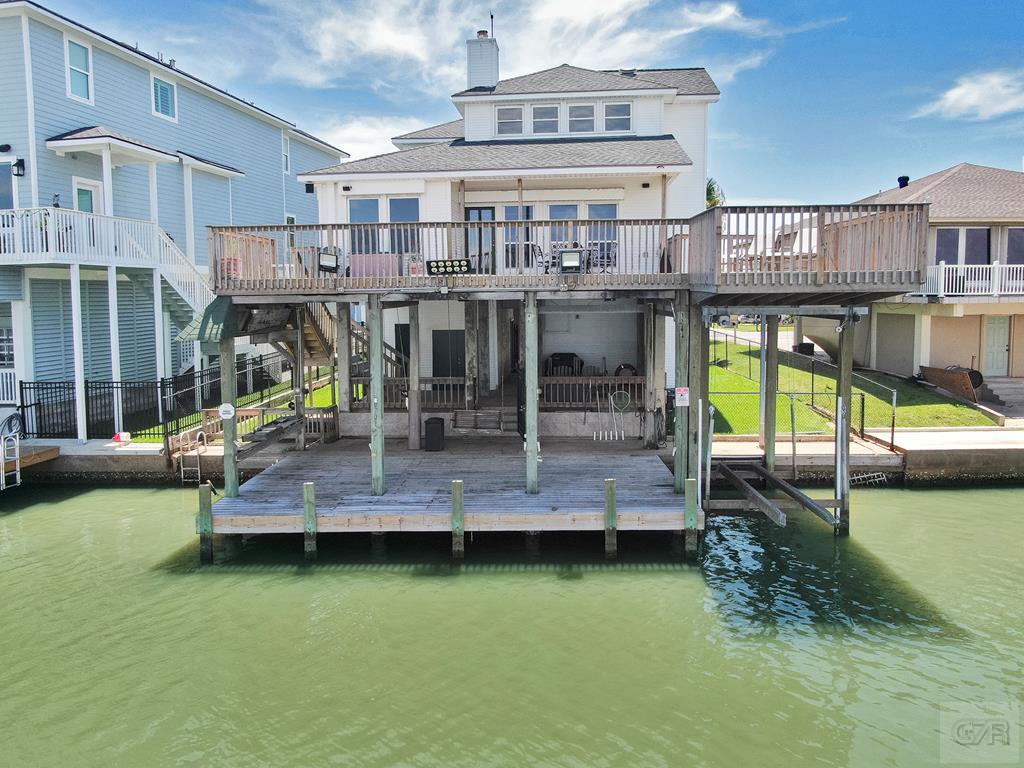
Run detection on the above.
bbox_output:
[213,440,686,534]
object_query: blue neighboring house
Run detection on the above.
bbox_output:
[0,0,346,434]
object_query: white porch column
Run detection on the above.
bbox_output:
[100,147,114,216]
[107,266,123,433]
[70,264,87,442]
[152,268,166,382]
[148,162,159,223]
[912,314,931,374]
[182,163,196,262]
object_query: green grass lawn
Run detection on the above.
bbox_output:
[709,367,833,435]
[709,338,996,429]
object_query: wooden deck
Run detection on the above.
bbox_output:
[213,438,686,534]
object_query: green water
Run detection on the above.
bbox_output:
[1,485,1021,767]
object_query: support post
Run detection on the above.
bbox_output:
[303,481,317,561]
[147,161,159,223]
[524,293,539,494]
[69,264,88,442]
[368,295,385,495]
[516,177,525,274]
[451,479,465,560]
[408,302,421,449]
[524,531,540,560]
[219,335,239,497]
[336,302,351,413]
[464,300,478,410]
[198,481,213,563]
[604,478,617,560]
[371,532,387,560]
[673,291,689,491]
[153,268,167,384]
[836,314,854,536]
[106,266,123,433]
[642,302,657,448]
[763,314,779,472]
[294,308,306,452]
[100,147,114,216]
[684,477,700,559]
[685,303,703,485]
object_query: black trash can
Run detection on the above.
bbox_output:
[425,417,445,452]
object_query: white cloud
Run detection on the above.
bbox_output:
[917,70,1024,121]
[312,115,434,160]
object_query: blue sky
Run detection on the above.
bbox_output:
[46,0,1024,203]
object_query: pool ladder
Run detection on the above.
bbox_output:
[179,431,207,486]
[1,435,21,491]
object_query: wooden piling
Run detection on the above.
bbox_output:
[368,295,385,495]
[294,307,306,452]
[642,303,658,448]
[836,313,854,536]
[303,481,317,561]
[408,302,421,450]
[370,532,387,559]
[464,300,478,410]
[525,293,539,494]
[763,314,779,472]
[524,530,540,560]
[218,335,239,498]
[673,290,689,492]
[198,481,213,563]
[604,478,617,559]
[684,477,700,559]
[451,479,465,560]
[336,302,351,414]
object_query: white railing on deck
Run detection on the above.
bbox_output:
[916,262,1024,298]
[0,207,212,314]
[0,369,16,404]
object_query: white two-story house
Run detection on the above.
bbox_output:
[0,0,345,435]
[299,31,717,430]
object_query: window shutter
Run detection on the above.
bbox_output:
[154,79,175,117]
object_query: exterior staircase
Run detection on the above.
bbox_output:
[978,377,1024,408]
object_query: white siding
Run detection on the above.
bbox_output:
[462,102,493,142]
[540,305,639,374]
[663,101,708,217]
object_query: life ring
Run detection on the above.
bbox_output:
[614,363,637,376]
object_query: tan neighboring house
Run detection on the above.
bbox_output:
[805,163,1024,407]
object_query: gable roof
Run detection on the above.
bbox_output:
[302,135,692,177]
[453,64,691,97]
[857,163,1024,221]
[393,119,465,141]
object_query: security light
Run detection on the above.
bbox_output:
[317,249,339,273]
[559,248,583,274]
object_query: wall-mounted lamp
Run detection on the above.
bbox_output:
[12,158,25,177]
[304,183,314,194]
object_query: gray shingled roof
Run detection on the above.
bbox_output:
[47,126,176,157]
[604,68,720,96]
[857,163,1024,220]
[454,64,678,97]
[304,135,692,176]
[393,119,465,141]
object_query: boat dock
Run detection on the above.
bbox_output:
[209,437,689,537]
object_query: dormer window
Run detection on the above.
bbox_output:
[568,104,595,133]
[604,103,631,132]
[496,106,523,135]
[532,105,558,134]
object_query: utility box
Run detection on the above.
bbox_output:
[425,417,445,452]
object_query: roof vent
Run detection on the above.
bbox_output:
[618,68,637,77]
[477,29,488,39]
[898,175,910,188]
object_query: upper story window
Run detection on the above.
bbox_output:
[934,226,992,265]
[496,106,524,135]
[532,105,558,134]
[568,104,595,133]
[604,103,632,132]
[152,76,177,120]
[65,38,93,104]
[1008,228,1024,265]
[282,136,291,173]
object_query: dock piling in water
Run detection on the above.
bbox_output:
[198,482,213,564]
[452,479,465,560]
[303,481,317,561]
[604,478,617,559]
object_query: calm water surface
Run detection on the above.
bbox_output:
[0,484,1021,767]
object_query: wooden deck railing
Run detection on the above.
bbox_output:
[690,205,930,291]
[349,376,465,411]
[207,205,928,296]
[540,375,645,410]
[209,219,690,292]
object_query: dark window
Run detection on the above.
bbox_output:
[349,199,379,254]
[0,164,13,209]
[388,197,420,254]
[964,228,990,265]
[549,204,579,246]
[1007,228,1024,265]
[935,228,958,265]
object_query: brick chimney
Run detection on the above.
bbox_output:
[466,30,499,90]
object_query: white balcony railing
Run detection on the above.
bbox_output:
[0,207,213,314]
[916,261,1024,298]
[0,368,16,405]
